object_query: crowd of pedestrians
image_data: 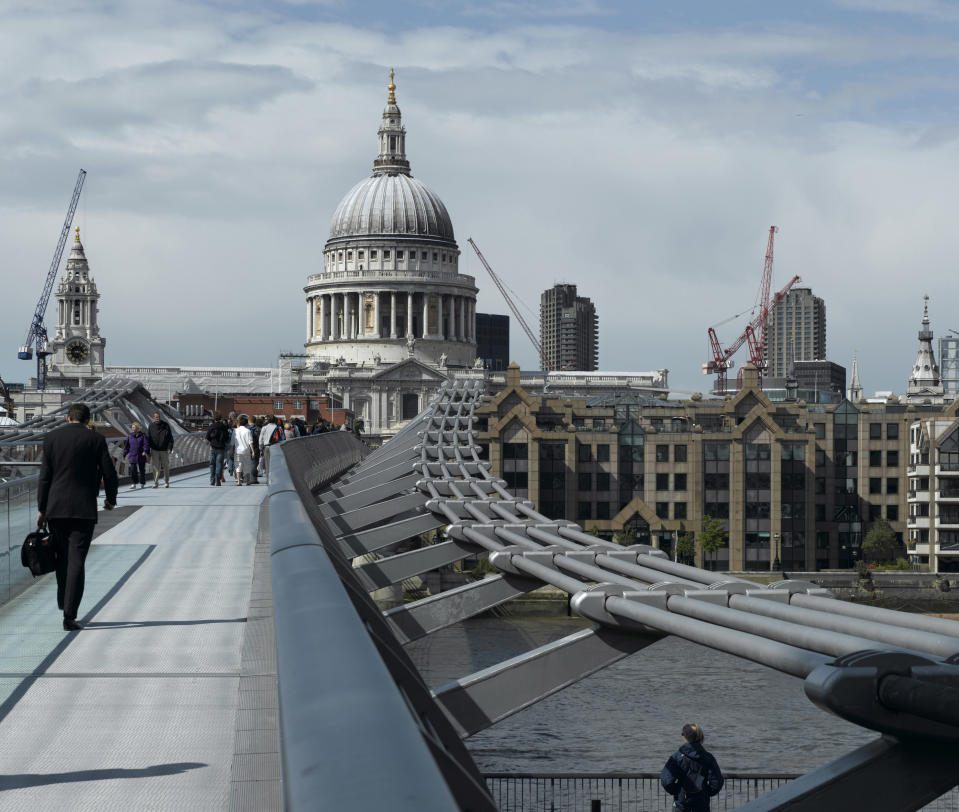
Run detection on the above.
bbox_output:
[204,412,345,486]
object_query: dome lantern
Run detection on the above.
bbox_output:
[374,68,410,176]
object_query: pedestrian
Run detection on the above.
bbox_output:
[284,421,295,438]
[249,418,262,484]
[124,421,150,489]
[233,415,254,485]
[147,411,174,488]
[37,402,118,631]
[224,416,236,481]
[258,416,283,483]
[206,412,230,486]
[660,723,724,812]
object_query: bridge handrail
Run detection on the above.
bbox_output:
[268,432,486,811]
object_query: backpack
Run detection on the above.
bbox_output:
[268,425,283,445]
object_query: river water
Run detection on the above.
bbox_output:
[405,615,877,774]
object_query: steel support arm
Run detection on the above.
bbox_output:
[355,538,482,592]
[735,736,959,812]
[385,573,544,644]
[336,512,443,558]
[432,627,662,738]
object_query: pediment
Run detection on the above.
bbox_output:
[371,358,447,383]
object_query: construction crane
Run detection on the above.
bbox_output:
[703,226,800,393]
[467,237,546,369]
[18,169,86,389]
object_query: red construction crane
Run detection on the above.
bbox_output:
[703,226,800,393]
[468,238,546,369]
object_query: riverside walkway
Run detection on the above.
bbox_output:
[0,470,275,811]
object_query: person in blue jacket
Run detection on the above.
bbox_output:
[661,723,724,811]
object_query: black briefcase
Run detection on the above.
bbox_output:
[21,528,56,576]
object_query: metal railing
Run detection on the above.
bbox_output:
[0,474,41,605]
[483,773,959,811]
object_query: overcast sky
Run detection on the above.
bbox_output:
[1,0,958,396]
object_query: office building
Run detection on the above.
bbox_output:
[765,287,826,378]
[475,313,509,371]
[540,284,598,371]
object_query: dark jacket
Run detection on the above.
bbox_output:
[206,421,230,450]
[147,419,174,451]
[125,430,150,463]
[39,422,119,522]
[661,742,724,811]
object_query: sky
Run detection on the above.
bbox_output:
[1,0,958,396]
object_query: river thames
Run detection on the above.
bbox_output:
[406,615,877,774]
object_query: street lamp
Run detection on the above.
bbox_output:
[773,532,781,571]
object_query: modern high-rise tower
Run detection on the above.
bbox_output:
[539,284,598,371]
[765,287,826,378]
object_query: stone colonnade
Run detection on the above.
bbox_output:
[307,290,475,342]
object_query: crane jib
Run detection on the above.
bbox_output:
[19,169,86,370]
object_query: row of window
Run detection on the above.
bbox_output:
[812,422,900,440]
[334,249,453,263]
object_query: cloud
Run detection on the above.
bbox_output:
[1,3,958,397]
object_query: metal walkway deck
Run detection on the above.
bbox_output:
[0,470,274,811]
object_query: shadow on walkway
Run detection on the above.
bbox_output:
[85,618,247,629]
[0,761,207,789]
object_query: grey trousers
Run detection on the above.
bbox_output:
[151,449,171,484]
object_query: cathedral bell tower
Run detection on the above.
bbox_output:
[47,227,106,385]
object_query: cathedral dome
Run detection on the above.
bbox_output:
[328,173,455,243]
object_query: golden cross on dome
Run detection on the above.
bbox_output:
[75,225,80,242]
[388,68,396,104]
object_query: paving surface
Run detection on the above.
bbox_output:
[0,470,277,811]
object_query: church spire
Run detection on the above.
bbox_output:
[848,350,862,403]
[906,295,943,399]
[374,68,410,176]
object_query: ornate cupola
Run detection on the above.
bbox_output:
[906,296,943,400]
[373,69,410,176]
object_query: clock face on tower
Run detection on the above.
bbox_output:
[66,340,89,364]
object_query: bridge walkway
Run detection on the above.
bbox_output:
[0,469,276,811]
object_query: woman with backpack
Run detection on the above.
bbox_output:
[124,422,150,490]
[660,723,724,811]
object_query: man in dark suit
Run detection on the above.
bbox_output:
[37,402,119,631]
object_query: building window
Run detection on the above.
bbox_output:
[370,250,377,259]
[596,472,610,491]
[433,252,438,261]
[597,444,610,462]
[292,400,302,410]
[869,423,882,440]
[869,503,882,520]
[815,449,825,467]
[421,251,428,260]
[577,444,592,462]
[815,477,825,494]
[503,443,528,460]
[887,423,899,440]
[886,477,899,495]
[358,250,365,259]
[597,502,610,520]
[656,444,669,462]
[674,502,687,520]
[309,400,319,409]
[383,250,390,259]
[674,445,687,462]
[578,472,592,491]
[397,250,404,259]
[577,502,592,521]
[656,502,669,519]
[869,450,882,468]
[887,450,899,467]
[887,505,899,521]
[815,504,825,521]
[869,477,882,494]
[346,251,352,260]
[274,400,283,411]
[814,423,825,439]
[674,473,687,491]
[656,473,669,491]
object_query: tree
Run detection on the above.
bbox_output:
[698,514,728,571]
[676,532,696,566]
[862,519,898,563]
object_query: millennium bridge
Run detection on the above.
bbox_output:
[1,378,958,810]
